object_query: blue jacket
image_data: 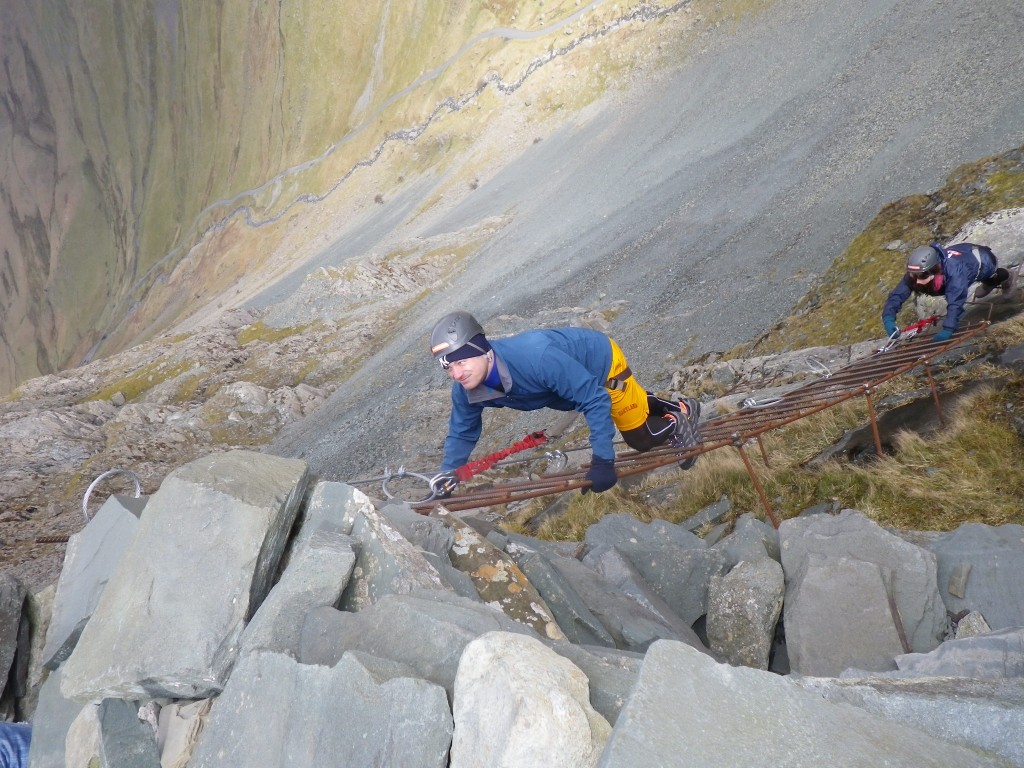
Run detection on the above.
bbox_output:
[0,722,31,768]
[441,328,616,470]
[882,242,997,332]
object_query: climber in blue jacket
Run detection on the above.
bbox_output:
[428,311,702,497]
[882,243,1013,342]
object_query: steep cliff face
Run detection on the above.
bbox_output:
[0,0,598,394]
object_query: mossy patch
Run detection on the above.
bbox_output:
[236,320,312,346]
[82,359,198,404]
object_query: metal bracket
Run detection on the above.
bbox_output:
[82,469,142,521]
[381,466,435,501]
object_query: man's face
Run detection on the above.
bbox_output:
[446,353,490,389]
[913,271,936,287]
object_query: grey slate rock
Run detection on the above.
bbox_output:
[598,640,1008,767]
[678,497,733,533]
[893,627,1024,678]
[299,592,535,699]
[712,512,780,570]
[543,550,709,653]
[785,554,905,676]
[581,545,695,634]
[0,573,27,709]
[706,558,784,669]
[927,523,1024,630]
[508,546,616,647]
[60,450,309,702]
[584,542,725,626]
[20,585,53,720]
[701,522,730,547]
[795,676,1024,768]
[484,529,509,550]
[584,514,706,552]
[956,610,993,639]
[503,532,583,559]
[26,668,84,768]
[96,697,161,768]
[107,493,148,519]
[780,510,948,654]
[42,495,139,670]
[549,643,642,726]
[799,501,839,516]
[279,480,366,569]
[238,529,357,658]
[339,505,451,612]
[378,501,479,599]
[188,651,452,768]
[298,591,638,724]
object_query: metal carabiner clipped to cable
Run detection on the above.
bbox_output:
[544,450,568,473]
[806,356,833,378]
[741,396,783,409]
[877,329,901,353]
[380,466,435,501]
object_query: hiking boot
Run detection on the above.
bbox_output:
[1001,268,1019,300]
[974,282,995,300]
[666,396,702,470]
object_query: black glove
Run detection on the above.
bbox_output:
[583,456,617,494]
[430,470,459,499]
[883,317,899,338]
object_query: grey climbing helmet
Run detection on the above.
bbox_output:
[430,311,486,365]
[906,245,940,278]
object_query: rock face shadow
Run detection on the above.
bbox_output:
[806,379,999,466]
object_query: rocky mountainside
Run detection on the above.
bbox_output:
[3,0,1024,592]
[4,0,1024,398]
[3,0,1024,761]
[1,0,661,392]
[8,451,1024,766]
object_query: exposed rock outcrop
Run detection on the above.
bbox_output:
[4,449,1022,766]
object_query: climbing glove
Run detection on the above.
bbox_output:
[934,328,953,343]
[883,317,899,338]
[430,470,459,499]
[583,455,617,494]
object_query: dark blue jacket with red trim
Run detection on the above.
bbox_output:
[882,242,997,332]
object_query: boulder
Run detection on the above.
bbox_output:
[894,627,1024,678]
[598,640,1007,767]
[431,508,564,640]
[42,495,140,670]
[188,651,452,768]
[927,523,1024,630]
[451,632,610,768]
[542,549,708,653]
[238,530,357,658]
[780,510,947,674]
[706,558,784,669]
[785,554,905,676]
[712,512,780,570]
[340,504,451,612]
[60,450,308,701]
[796,676,1024,767]
[0,573,28,715]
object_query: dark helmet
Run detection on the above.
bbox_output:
[430,311,485,362]
[906,245,940,277]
